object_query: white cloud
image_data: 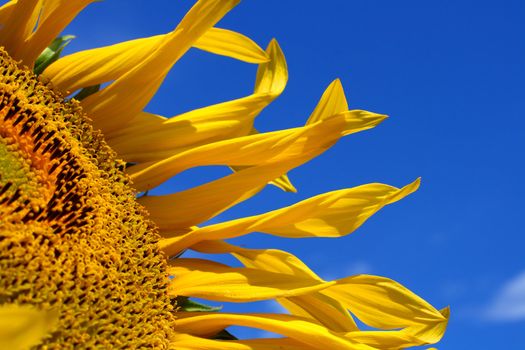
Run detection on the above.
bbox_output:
[485,270,525,321]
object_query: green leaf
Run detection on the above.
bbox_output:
[33,35,75,75]
[178,297,222,312]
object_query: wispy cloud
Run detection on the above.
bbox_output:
[485,270,525,322]
[345,261,373,276]
[321,261,373,281]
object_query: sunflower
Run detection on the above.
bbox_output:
[0,0,449,349]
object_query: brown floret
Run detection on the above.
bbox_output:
[0,48,175,349]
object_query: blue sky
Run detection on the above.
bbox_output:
[61,1,524,348]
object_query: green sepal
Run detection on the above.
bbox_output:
[33,35,75,75]
[72,84,100,101]
[177,296,222,312]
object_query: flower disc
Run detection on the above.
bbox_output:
[0,48,174,349]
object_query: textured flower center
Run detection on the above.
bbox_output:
[0,48,175,349]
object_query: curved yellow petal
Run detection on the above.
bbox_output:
[143,161,304,235]
[149,111,384,236]
[80,0,240,133]
[0,304,58,350]
[128,108,384,191]
[124,58,349,195]
[0,0,41,61]
[171,333,317,350]
[191,240,320,279]
[193,27,269,63]
[44,34,165,93]
[253,39,287,95]
[192,241,358,332]
[307,78,349,125]
[20,0,94,65]
[346,329,423,349]
[121,111,168,133]
[345,307,449,348]
[268,173,297,192]
[258,179,420,238]
[107,39,287,157]
[129,126,304,191]
[234,40,291,191]
[0,1,17,26]
[229,129,298,193]
[226,243,351,332]
[44,26,266,93]
[175,313,373,350]
[160,179,417,253]
[279,294,359,333]
[168,258,335,302]
[113,94,275,162]
[233,77,352,193]
[323,275,448,341]
[402,307,450,345]
[191,240,447,347]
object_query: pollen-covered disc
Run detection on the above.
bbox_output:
[0,48,175,349]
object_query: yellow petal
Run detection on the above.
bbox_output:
[143,161,305,236]
[267,294,344,338]
[403,307,450,345]
[0,304,58,350]
[193,27,269,63]
[130,107,381,191]
[80,0,240,133]
[168,258,335,302]
[20,0,94,65]
[191,240,320,279]
[279,294,359,333]
[129,125,304,191]
[44,34,165,93]
[239,78,365,193]
[160,179,417,253]
[268,173,297,192]
[191,241,446,347]
[0,0,41,61]
[149,111,384,237]
[0,1,17,26]
[345,329,422,348]
[344,307,449,347]
[171,333,316,350]
[229,40,291,191]
[107,40,287,157]
[253,39,288,95]
[307,78,349,124]
[175,313,373,350]
[114,94,275,163]
[256,180,420,238]
[225,78,349,196]
[230,128,297,193]
[192,241,359,332]
[121,111,168,133]
[44,26,266,93]
[323,275,448,336]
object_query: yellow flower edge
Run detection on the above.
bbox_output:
[0,0,448,349]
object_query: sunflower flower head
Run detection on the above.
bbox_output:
[0,0,448,349]
[0,47,174,348]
